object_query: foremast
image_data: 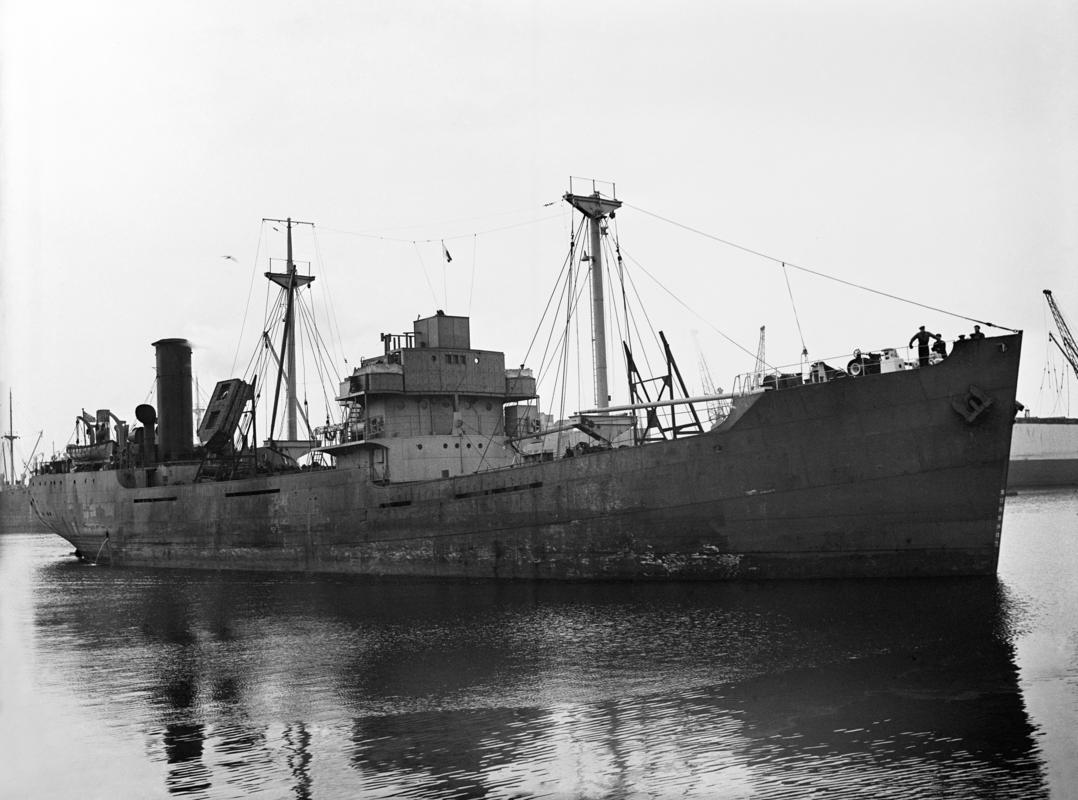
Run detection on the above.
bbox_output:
[264,218,315,448]
[2,390,17,486]
[564,180,622,411]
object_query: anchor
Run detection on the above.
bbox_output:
[951,385,994,423]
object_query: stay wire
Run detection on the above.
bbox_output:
[624,203,1019,333]
[412,242,440,309]
[522,217,587,367]
[231,226,267,376]
[619,245,777,371]
[296,295,336,420]
[539,257,593,393]
[310,228,348,370]
[782,262,808,356]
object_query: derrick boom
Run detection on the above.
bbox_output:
[1044,289,1078,375]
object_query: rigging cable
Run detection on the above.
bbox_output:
[467,234,478,316]
[532,269,574,388]
[230,226,267,376]
[612,218,632,365]
[782,262,809,359]
[619,245,781,372]
[602,243,628,388]
[1039,300,1053,397]
[310,227,348,370]
[522,216,587,367]
[411,241,440,309]
[556,232,577,455]
[624,203,1020,333]
[295,295,336,430]
[319,210,563,245]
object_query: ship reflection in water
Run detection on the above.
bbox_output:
[3,526,1060,800]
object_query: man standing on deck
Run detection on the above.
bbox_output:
[909,325,934,367]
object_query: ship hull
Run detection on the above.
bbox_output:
[0,486,50,534]
[1008,417,1078,488]
[29,335,1021,580]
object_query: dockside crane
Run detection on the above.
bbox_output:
[1044,289,1078,376]
[752,325,766,390]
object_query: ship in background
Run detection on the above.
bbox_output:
[1008,290,1078,489]
[28,182,1023,579]
[0,391,48,534]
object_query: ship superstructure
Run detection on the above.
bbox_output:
[320,311,538,482]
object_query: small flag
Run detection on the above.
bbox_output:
[442,240,452,263]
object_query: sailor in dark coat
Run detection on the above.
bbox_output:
[909,325,933,367]
[931,334,947,360]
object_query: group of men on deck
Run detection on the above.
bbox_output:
[909,324,985,367]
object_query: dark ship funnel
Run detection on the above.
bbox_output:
[153,338,193,461]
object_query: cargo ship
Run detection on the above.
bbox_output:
[0,485,48,534]
[1,392,49,534]
[1007,290,1078,488]
[1009,417,1078,488]
[28,185,1023,579]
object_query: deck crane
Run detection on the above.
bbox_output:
[1044,290,1078,376]
[22,431,44,480]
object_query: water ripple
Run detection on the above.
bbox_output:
[3,499,1073,799]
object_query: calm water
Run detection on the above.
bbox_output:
[2,491,1076,799]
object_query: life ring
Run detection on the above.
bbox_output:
[849,361,863,377]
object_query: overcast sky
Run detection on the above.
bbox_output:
[2,0,1076,464]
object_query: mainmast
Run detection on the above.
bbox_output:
[564,180,622,410]
[264,217,315,442]
[2,390,18,485]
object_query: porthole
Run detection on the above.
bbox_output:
[466,443,472,449]
[417,444,423,450]
[443,443,448,449]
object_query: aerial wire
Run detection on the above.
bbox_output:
[625,203,1019,332]
[319,209,562,245]
[467,234,478,316]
